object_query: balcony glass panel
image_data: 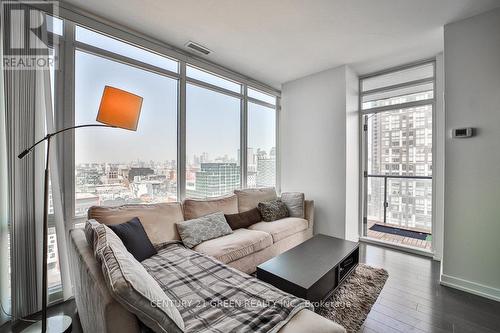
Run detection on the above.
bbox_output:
[367,177,384,223]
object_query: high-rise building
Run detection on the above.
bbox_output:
[188,163,240,198]
[256,157,276,187]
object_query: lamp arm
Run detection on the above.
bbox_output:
[18,124,116,159]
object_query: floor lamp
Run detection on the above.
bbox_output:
[18,86,143,333]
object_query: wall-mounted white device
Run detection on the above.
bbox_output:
[452,127,474,138]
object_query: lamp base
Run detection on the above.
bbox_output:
[20,315,72,333]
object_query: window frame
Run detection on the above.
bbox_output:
[359,58,436,253]
[48,11,280,224]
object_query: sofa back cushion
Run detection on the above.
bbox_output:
[280,192,305,218]
[93,223,185,333]
[234,187,277,212]
[88,203,184,245]
[182,194,238,220]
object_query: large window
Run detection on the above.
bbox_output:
[74,50,178,215]
[3,10,279,312]
[186,84,241,198]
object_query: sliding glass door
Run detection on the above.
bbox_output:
[361,61,435,252]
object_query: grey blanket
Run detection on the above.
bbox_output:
[142,243,312,333]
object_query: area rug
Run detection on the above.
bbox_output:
[315,264,388,332]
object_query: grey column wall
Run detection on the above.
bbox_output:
[441,8,500,300]
[280,65,359,239]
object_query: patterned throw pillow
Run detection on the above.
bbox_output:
[176,212,233,248]
[258,200,290,222]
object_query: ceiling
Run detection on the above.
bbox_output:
[61,0,500,89]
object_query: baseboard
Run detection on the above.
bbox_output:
[440,274,500,302]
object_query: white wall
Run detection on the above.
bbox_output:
[280,65,359,239]
[441,8,500,301]
[345,67,359,241]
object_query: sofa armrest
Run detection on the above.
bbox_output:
[304,200,314,231]
[68,228,140,333]
[278,309,345,333]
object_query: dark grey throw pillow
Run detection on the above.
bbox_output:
[258,199,289,222]
[225,208,262,230]
[108,217,157,262]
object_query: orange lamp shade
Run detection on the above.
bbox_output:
[96,86,143,131]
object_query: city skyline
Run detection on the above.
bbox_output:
[74,146,275,165]
[75,146,277,215]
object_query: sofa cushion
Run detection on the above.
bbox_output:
[183,194,238,220]
[88,203,184,245]
[281,192,305,218]
[108,217,157,262]
[234,187,277,212]
[84,219,100,249]
[224,208,262,230]
[194,228,273,263]
[93,223,185,333]
[176,212,233,249]
[248,218,309,242]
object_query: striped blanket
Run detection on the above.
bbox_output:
[142,243,312,333]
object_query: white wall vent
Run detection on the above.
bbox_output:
[185,41,211,55]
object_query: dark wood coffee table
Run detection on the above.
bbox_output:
[256,234,359,302]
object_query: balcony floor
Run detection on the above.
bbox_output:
[367,220,432,251]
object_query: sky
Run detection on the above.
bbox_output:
[74,28,276,164]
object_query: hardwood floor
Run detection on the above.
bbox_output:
[360,243,500,333]
[2,243,499,333]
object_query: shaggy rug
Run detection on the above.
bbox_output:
[315,264,388,332]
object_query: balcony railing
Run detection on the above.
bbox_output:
[366,174,432,231]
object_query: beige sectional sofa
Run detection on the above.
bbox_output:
[68,188,345,333]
